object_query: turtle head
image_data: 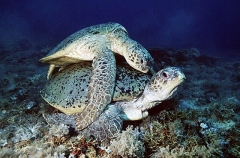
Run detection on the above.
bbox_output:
[139,67,186,111]
[123,41,154,74]
[118,67,185,121]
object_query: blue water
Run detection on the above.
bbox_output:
[1,0,240,60]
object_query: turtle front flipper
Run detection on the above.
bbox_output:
[76,48,116,130]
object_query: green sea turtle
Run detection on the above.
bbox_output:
[41,62,185,141]
[39,22,154,130]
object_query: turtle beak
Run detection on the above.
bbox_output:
[179,71,186,81]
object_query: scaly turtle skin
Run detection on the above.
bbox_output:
[40,22,154,130]
[41,62,185,141]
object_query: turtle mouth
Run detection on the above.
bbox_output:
[164,77,185,99]
[174,77,185,87]
[140,65,149,73]
[169,86,178,97]
[140,65,155,74]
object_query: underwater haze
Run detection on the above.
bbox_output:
[1,0,240,60]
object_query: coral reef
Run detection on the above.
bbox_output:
[108,126,145,158]
[141,113,222,157]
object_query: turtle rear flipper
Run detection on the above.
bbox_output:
[81,104,123,141]
[76,48,116,130]
[43,104,123,142]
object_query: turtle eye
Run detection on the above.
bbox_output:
[162,71,168,78]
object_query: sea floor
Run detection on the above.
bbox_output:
[0,40,240,157]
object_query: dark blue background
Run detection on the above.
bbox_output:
[1,0,240,59]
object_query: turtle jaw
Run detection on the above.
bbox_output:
[157,80,183,101]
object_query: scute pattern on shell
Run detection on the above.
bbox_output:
[40,62,151,114]
[43,22,127,60]
[113,64,150,101]
[40,62,91,114]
